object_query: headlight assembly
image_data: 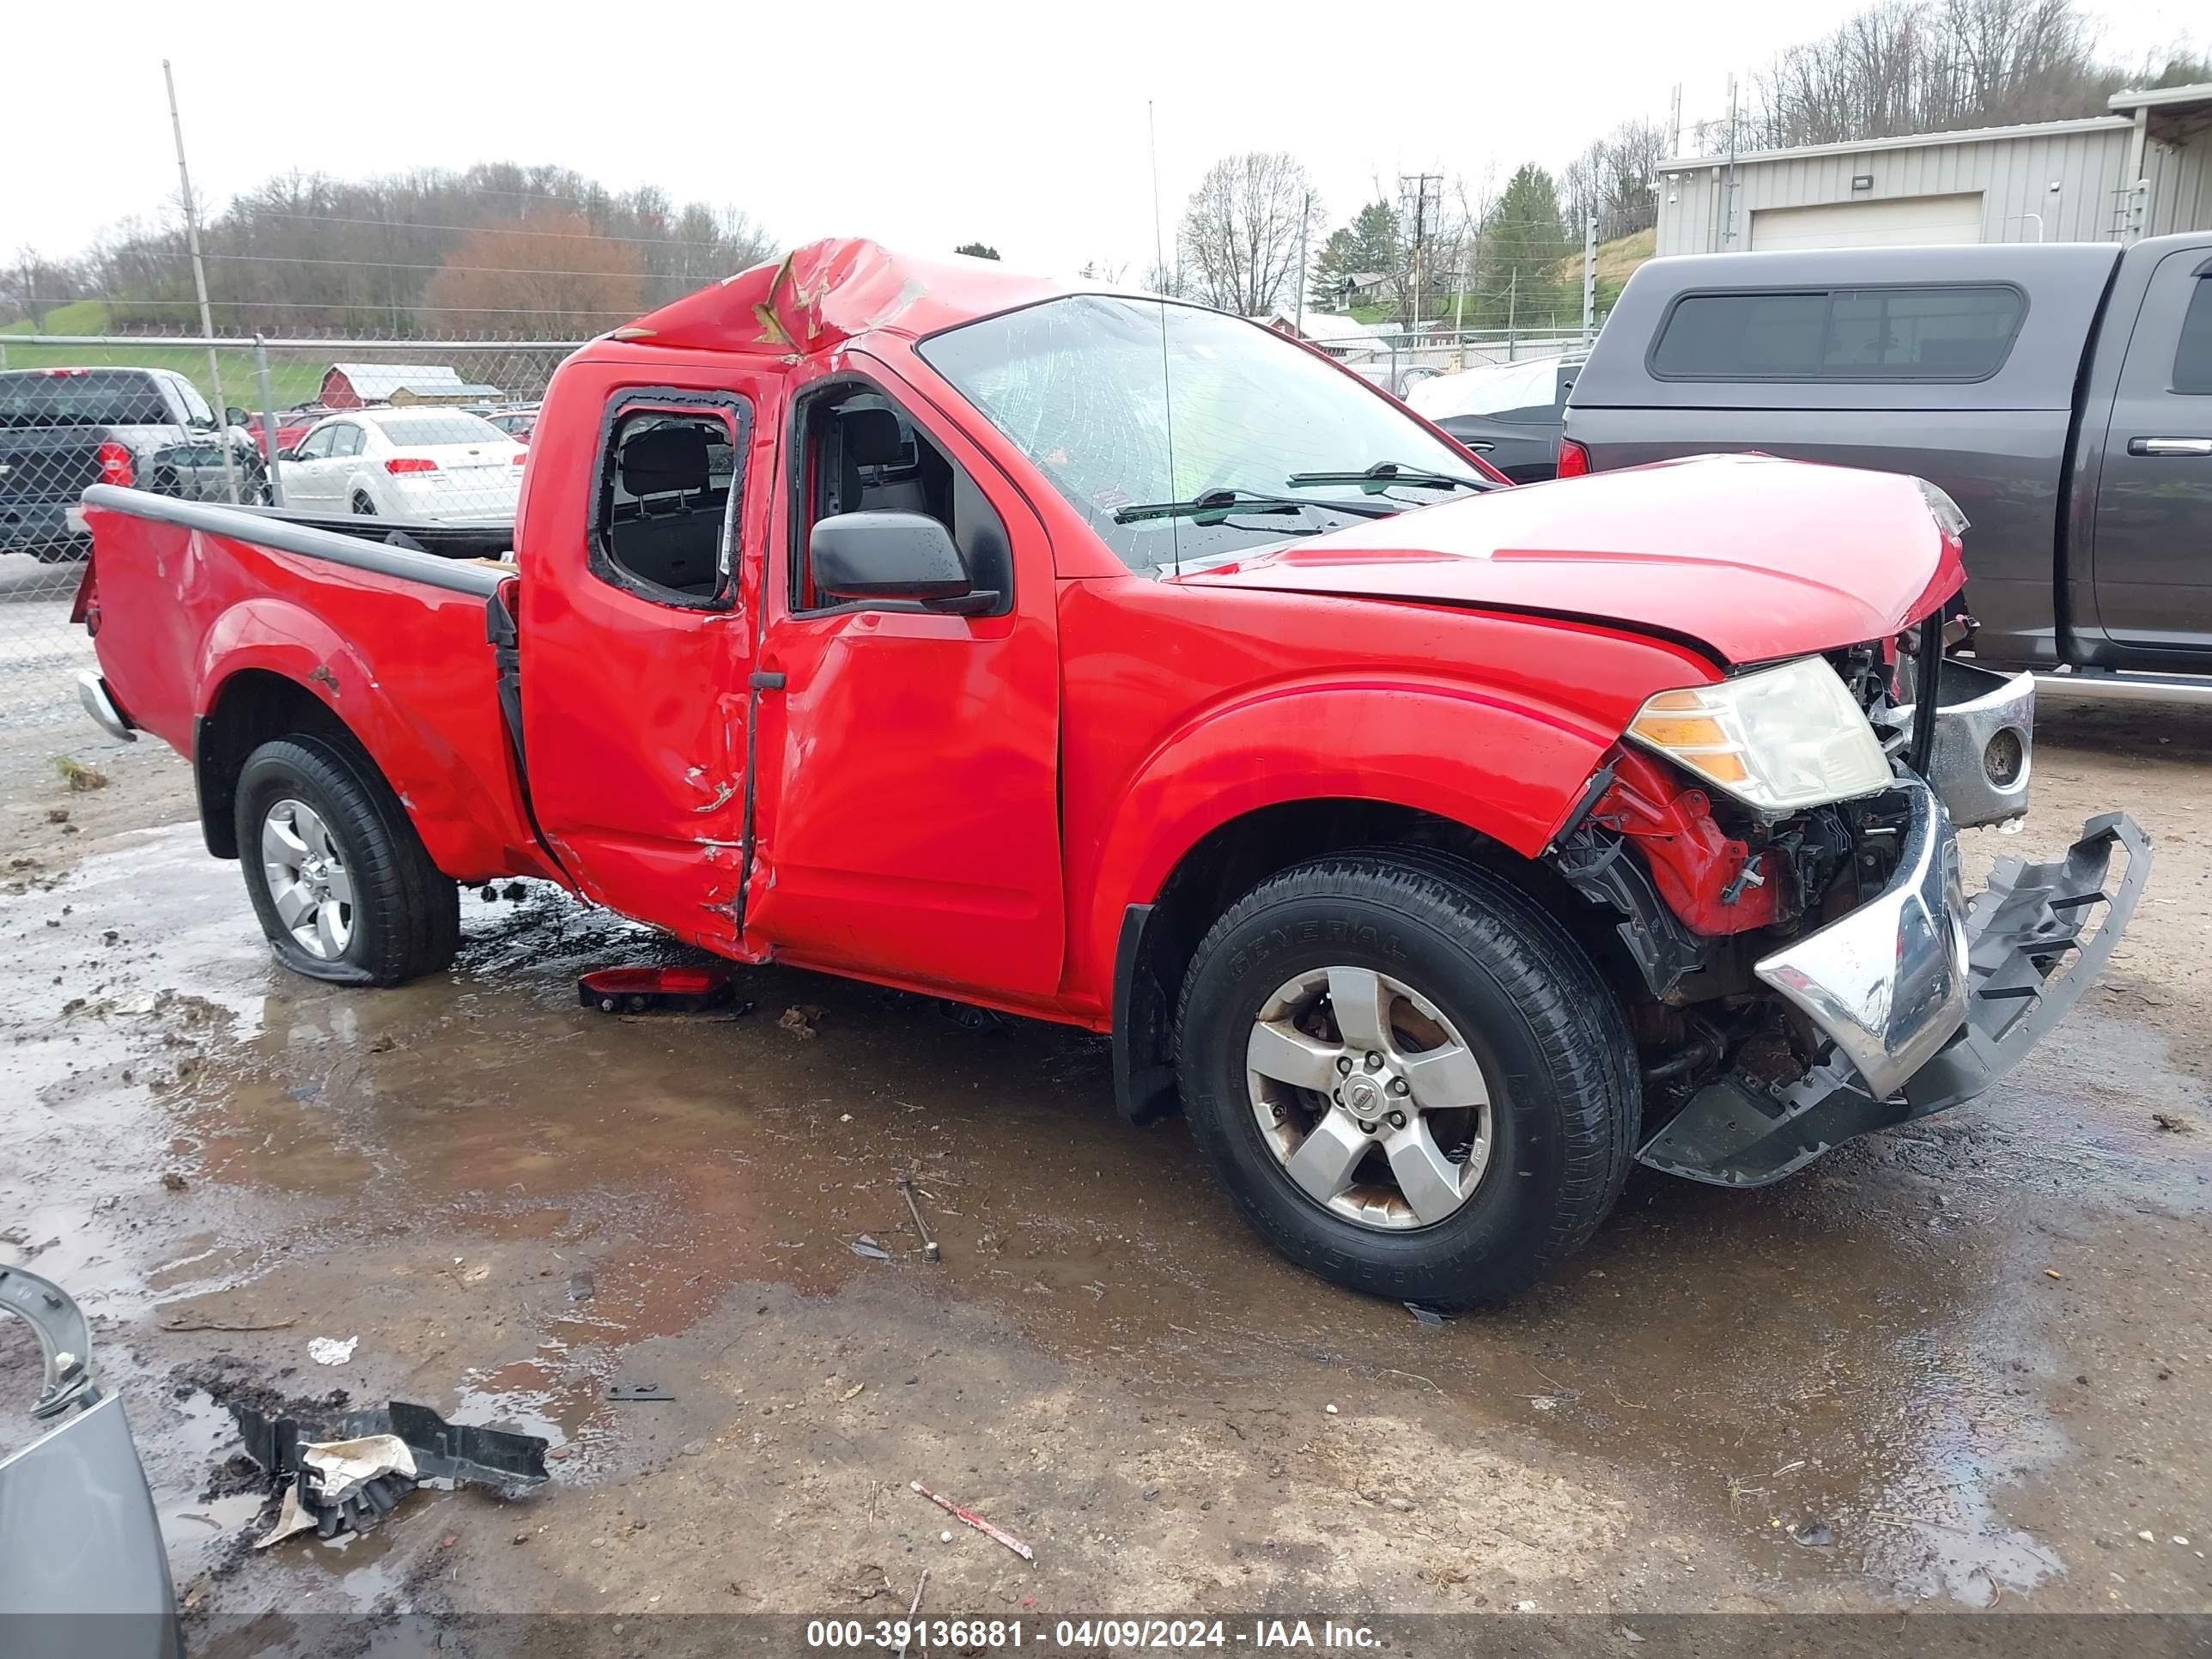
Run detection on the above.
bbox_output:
[1628,655,1893,814]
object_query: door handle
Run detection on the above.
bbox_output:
[2128,436,2212,457]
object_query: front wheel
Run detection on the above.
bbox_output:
[1175,853,1637,1307]
[234,734,459,985]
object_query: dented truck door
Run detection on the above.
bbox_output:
[516,361,781,951]
[741,355,1066,1001]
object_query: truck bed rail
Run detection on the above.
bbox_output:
[79,484,508,598]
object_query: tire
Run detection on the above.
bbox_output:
[1175,853,1637,1308]
[350,490,377,516]
[234,734,459,986]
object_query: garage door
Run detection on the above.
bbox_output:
[1748,192,1984,251]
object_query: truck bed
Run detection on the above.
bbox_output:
[78,484,555,885]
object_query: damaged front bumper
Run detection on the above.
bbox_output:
[1638,785,2151,1187]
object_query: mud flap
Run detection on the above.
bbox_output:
[1638,813,2151,1187]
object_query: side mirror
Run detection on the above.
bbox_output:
[809,511,994,611]
[276,447,300,463]
[226,407,251,428]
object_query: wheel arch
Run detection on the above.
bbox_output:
[193,617,494,876]
[1109,796,1648,1126]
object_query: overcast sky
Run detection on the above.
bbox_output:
[7,0,2200,283]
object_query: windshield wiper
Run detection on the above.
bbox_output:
[1113,486,1401,526]
[1284,460,1494,493]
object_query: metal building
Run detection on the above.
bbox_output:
[1656,82,2212,255]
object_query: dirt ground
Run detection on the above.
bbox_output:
[3,694,2209,1655]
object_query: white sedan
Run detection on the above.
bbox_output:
[279,409,526,523]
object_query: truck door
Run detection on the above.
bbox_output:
[517,374,774,953]
[743,361,1066,1001]
[2091,249,2212,653]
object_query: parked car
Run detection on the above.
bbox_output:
[251,404,337,459]
[1563,233,2212,681]
[149,435,269,504]
[278,408,526,523]
[74,240,2147,1307]
[485,403,542,441]
[0,366,259,561]
[1407,352,1586,483]
[1343,359,1443,399]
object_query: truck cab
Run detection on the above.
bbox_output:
[1561,234,2212,675]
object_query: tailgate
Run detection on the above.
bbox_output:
[0,431,106,502]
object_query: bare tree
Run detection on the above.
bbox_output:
[1176,153,1321,315]
[1740,0,2200,151]
[1561,118,1667,244]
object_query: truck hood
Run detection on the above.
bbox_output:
[1172,454,1965,665]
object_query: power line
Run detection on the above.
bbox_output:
[17,293,641,316]
[204,252,693,279]
[241,209,760,250]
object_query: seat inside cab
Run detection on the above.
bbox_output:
[802,390,1012,611]
[599,413,734,599]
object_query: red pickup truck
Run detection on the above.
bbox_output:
[73,240,2148,1305]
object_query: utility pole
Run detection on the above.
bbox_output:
[1582,214,1598,343]
[1294,188,1310,334]
[162,58,239,502]
[1399,172,1443,340]
[1669,82,1682,158]
[1723,72,1741,250]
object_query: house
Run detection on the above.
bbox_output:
[319,362,507,409]
[1656,81,2212,254]
[1255,309,1393,356]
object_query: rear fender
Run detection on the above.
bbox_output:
[197,598,501,876]
[1081,678,1614,1000]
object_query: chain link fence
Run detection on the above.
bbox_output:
[1297,324,1592,397]
[0,336,579,732]
[1,323,1595,738]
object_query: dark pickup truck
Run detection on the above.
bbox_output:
[1562,232,2212,684]
[0,366,264,560]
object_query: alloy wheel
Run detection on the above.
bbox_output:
[1244,965,1493,1231]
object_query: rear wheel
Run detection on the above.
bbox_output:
[234,735,459,986]
[1175,853,1636,1307]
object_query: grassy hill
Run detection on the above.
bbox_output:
[1552,228,1655,289]
[0,318,326,410]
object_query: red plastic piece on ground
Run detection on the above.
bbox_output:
[578,965,733,1012]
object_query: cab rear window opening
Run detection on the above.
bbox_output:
[588,392,748,608]
[1647,283,2028,384]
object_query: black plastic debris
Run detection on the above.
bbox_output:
[1788,1518,1837,1548]
[1403,1302,1447,1328]
[605,1382,675,1402]
[233,1399,550,1544]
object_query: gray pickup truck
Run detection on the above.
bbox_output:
[0,366,264,561]
[1563,232,2212,684]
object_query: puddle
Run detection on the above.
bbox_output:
[9,823,2209,1609]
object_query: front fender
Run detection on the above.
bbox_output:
[198,598,505,877]
[1080,676,1618,1000]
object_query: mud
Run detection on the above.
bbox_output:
[3,700,2209,1644]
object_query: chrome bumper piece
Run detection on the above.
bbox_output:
[1755,781,1966,1101]
[1875,659,2036,829]
[76,671,137,743]
[1639,803,2150,1188]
